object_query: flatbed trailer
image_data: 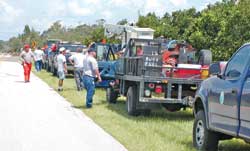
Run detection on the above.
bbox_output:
[105,38,211,115]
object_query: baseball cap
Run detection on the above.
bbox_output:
[24,44,30,49]
[59,47,66,52]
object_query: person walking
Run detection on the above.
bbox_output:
[69,48,86,91]
[82,47,102,108]
[57,47,67,91]
[34,47,44,72]
[20,44,34,83]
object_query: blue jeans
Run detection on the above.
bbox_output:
[82,75,95,108]
[35,60,42,71]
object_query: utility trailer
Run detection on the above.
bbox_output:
[105,38,212,116]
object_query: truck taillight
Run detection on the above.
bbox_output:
[155,85,162,94]
[201,65,209,78]
[148,83,155,89]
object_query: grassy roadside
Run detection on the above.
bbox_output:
[34,70,250,151]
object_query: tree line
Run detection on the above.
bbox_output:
[1,0,249,61]
[137,0,250,61]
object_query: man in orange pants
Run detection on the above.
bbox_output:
[20,44,34,82]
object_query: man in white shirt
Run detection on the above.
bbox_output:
[57,47,67,91]
[69,48,86,91]
[34,47,44,72]
[82,47,102,108]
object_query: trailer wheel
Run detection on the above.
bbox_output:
[106,88,118,104]
[126,86,139,116]
[162,104,182,112]
[193,110,219,151]
[198,49,212,66]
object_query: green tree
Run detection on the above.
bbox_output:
[117,19,128,25]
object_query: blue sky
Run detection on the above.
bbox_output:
[0,0,221,40]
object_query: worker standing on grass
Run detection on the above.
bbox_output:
[34,47,44,72]
[68,48,86,91]
[20,44,34,83]
[57,47,67,91]
[82,47,102,108]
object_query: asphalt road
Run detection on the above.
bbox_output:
[0,56,127,151]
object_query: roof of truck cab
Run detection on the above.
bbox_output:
[131,27,155,32]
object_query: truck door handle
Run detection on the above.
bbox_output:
[232,89,237,94]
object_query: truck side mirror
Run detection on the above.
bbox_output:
[209,62,221,75]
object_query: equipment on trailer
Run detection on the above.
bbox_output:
[104,38,212,116]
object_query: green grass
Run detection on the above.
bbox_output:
[34,70,250,151]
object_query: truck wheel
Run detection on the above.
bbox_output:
[193,110,219,151]
[126,86,139,116]
[106,88,118,104]
[198,49,212,66]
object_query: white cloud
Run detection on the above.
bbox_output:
[0,0,22,23]
[102,10,113,19]
[31,18,53,31]
[109,0,130,7]
[68,1,92,16]
[84,0,100,5]
[109,0,145,9]
[170,0,187,6]
[0,0,222,40]
[144,0,166,16]
[46,0,67,16]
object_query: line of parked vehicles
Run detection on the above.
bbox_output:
[43,32,250,150]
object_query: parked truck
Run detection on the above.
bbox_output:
[44,39,61,71]
[193,43,250,150]
[51,42,86,75]
[88,42,117,88]
[105,38,212,116]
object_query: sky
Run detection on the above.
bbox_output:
[0,0,221,41]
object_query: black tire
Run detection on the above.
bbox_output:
[193,110,219,151]
[126,86,139,116]
[198,49,212,66]
[106,88,118,104]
